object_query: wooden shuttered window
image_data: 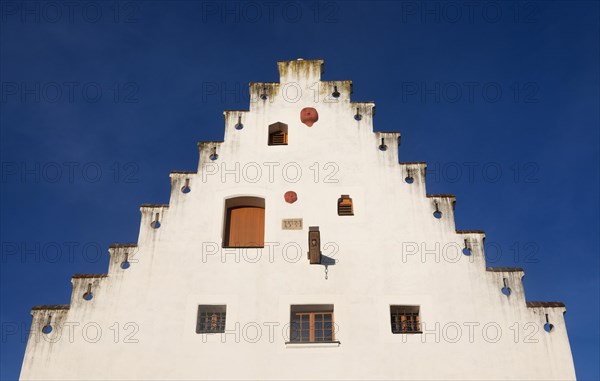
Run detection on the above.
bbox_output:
[338,195,354,216]
[224,206,265,248]
[268,122,288,146]
[269,131,288,145]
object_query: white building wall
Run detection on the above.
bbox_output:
[20,59,576,380]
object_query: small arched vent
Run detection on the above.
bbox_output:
[268,122,288,146]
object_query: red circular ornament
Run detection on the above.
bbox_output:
[284,191,298,204]
[300,107,319,127]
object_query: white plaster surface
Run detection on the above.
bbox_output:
[20,60,576,380]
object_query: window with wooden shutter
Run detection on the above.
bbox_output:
[290,305,335,343]
[390,305,421,334]
[223,197,265,248]
[337,195,354,216]
[268,122,288,146]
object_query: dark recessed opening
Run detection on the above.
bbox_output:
[196,305,227,334]
[390,305,421,334]
[235,116,244,130]
[332,86,340,98]
[268,122,288,146]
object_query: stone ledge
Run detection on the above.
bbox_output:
[72,273,108,279]
[31,304,70,311]
[109,243,138,249]
[197,140,224,146]
[487,267,524,272]
[285,341,340,348]
[526,301,565,308]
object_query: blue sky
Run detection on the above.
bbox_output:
[1,1,598,379]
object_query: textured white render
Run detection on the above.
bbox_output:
[20,59,576,380]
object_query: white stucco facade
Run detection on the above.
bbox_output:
[20,59,576,380]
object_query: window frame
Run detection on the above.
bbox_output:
[289,305,336,343]
[390,305,422,334]
[196,305,227,334]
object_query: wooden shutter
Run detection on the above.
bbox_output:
[338,195,354,216]
[226,206,265,247]
[268,122,288,146]
[269,131,288,145]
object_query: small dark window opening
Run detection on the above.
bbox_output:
[338,195,354,216]
[391,305,421,334]
[196,305,226,334]
[268,122,288,146]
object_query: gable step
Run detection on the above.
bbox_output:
[486,267,524,272]
[31,304,70,311]
[427,194,456,198]
[140,204,169,208]
[71,273,108,279]
[109,243,137,249]
[526,301,565,308]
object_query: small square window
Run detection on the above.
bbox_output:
[196,305,226,334]
[390,305,421,334]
